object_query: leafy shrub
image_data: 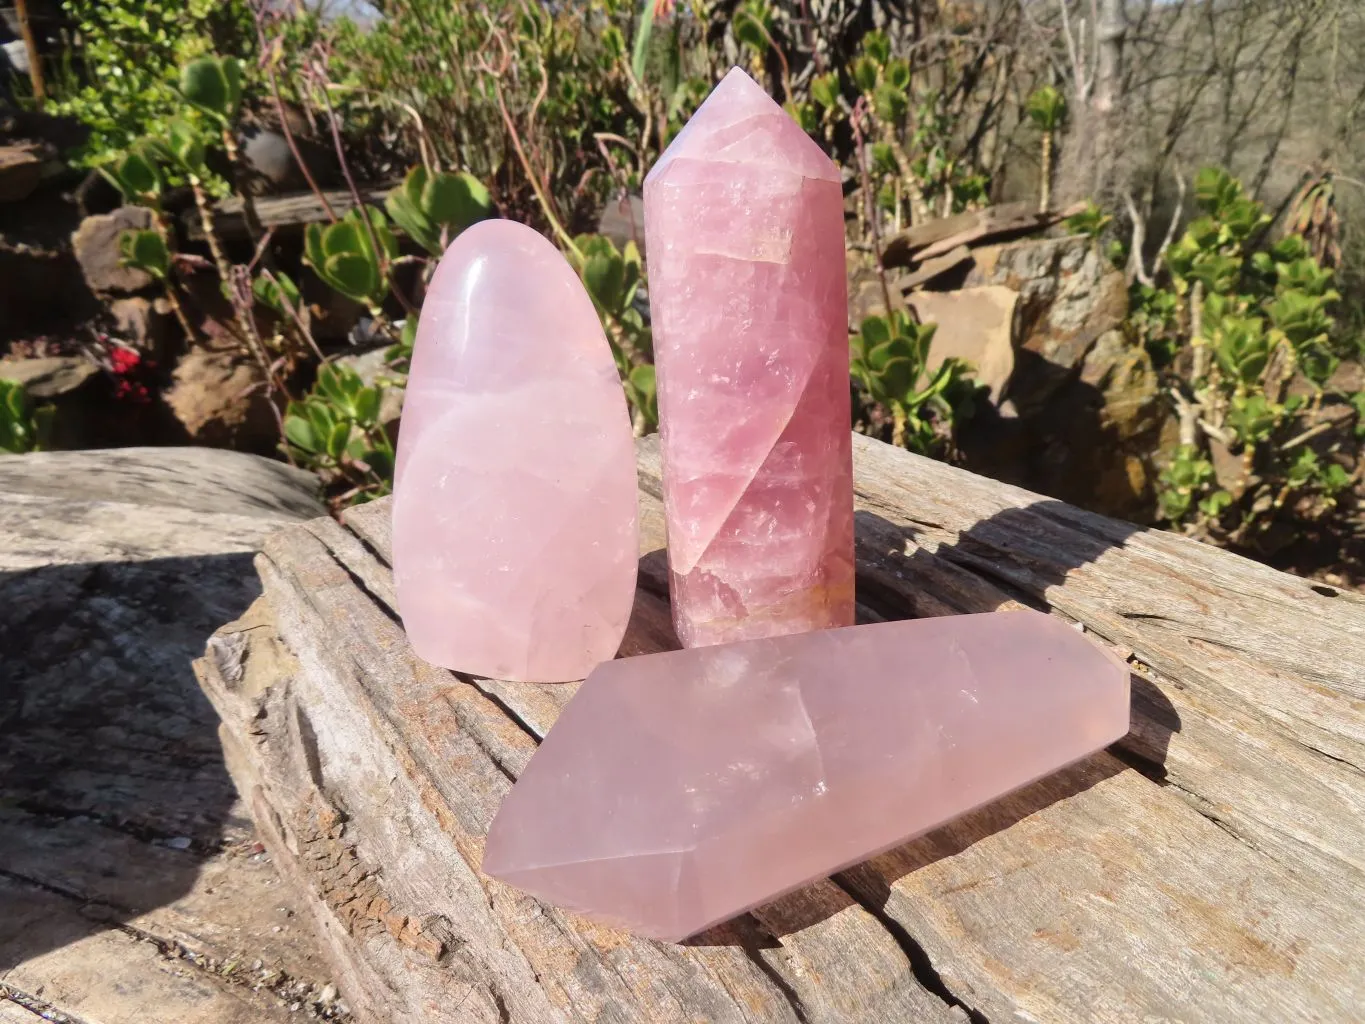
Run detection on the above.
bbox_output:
[1130,167,1361,546]
[850,311,976,455]
[51,0,254,168]
[284,364,396,506]
[0,381,51,453]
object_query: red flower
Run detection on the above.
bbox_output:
[109,348,142,375]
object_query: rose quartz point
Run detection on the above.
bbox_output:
[482,609,1131,941]
[391,220,639,683]
[644,67,854,649]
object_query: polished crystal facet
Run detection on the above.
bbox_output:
[392,220,639,682]
[482,610,1131,941]
[644,67,855,648]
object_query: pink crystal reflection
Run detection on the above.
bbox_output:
[392,220,639,683]
[644,67,854,648]
[482,610,1131,941]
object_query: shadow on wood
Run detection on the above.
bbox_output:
[0,554,253,973]
[681,501,1178,949]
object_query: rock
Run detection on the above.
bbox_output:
[908,285,1018,401]
[163,345,279,453]
[0,447,324,520]
[0,143,43,203]
[1078,329,1162,442]
[0,356,99,399]
[596,193,645,256]
[71,206,156,294]
[896,244,973,290]
[968,235,1128,412]
[0,242,98,346]
[109,295,179,358]
[960,329,1166,522]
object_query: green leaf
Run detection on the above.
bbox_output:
[326,420,351,461]
[862,30,890,66]
[873,83,908,123]
[166,118,205,171]
[115,149,162,199]
[859,316,890,348]
[880,356,915,400]
[181,57,229,119]
[324,252,379,303]
[1025,85,1067,131]
[118,229,169,277]
[884,59,911,91]
[322,219,363,258]
[630,0,655,85]
[385,190,439,255]
[583,252,626,313]
[284,413,319,453]
[305,400,335,443]
[304,223,327,274]
[354,386,382,427]
[852,56,878,95]
[810,72,839,111]
[422,171,492,233]
[867,340,895,372]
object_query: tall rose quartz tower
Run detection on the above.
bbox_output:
[644,67,854,648]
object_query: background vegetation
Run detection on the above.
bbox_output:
[3,0,1363,580]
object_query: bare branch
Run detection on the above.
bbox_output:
[1153,171,1187,275]
[1124,190,1153,286]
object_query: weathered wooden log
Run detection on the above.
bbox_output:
[186,186,395,241]
[195,433,1365,1024]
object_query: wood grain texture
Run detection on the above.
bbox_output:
[0,473,341,1024]
[197,432,1365,1024]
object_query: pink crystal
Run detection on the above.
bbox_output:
[482,610,1131,941]
[392,220,639,682]
[644,67,854,648]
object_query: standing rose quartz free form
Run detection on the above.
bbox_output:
[644,67,854,648]
[391,220,639,682]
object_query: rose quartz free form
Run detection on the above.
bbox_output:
[644,67,854,648]
[391,220,639,683]
[482,609,1131,941]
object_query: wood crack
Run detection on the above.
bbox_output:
[1,983,96,1024]
[833,876,989,1024]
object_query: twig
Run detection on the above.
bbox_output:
[13,0,45,108]
[1124,190,1152,285]
[851,98,894,317]
[1280,420,1337,451]
[1153,171,1187,274]
[311,57,419,318]
[253,3,337,222]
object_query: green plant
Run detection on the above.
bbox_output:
[385,166,493,257]
[1065,201,1112,240]
[179,54,243,124]
[50,0,254,168]
[570,233,657,433]
[1026,85,1067,212]
[304,208,400,313]
[849,311,976,454]
[99,146,163,206]
[117,229,170,278]
[1129,167,1359,548]
[0,380,51,453]
[283,364,395,506]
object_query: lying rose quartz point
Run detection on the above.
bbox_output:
[481,609,1131,941]
[391,219,639,683]
[644,67,855,649]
